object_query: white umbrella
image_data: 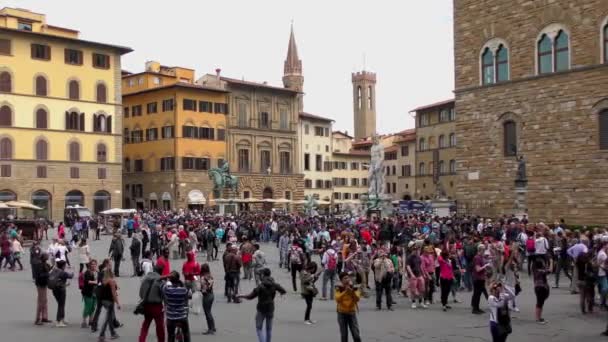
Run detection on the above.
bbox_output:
[0,202,9,209]
[5,200,43,210]
[274,198,292,204]
[243,197,261,203]
[100,208,136,215]
[262,198,277,203]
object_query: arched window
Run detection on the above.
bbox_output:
[600,109,608,150]
[65,111,84,131]
[68,141,80,161]
[439,160,446,175]
[503,120,517,157]
[439,135,446,148]
[418,162,425,176]
[35,76,47,96]
[0,71,11,92]
[538,34,553,74]
[93,190,111,214]
[604,24,608,64]
[449,133,456,147]
[419,138,425,151]
[368,86,373,109]
[449,159,456,174]
[357,86,362,109]
[496,44,509,82]
[35,139,48,160]
[96,143,107,162]
[0,105,11,126]
[124,157,131,172]
[68,80,80,100]
[555,30,569,72]
[0,138,12,159]
[482,48,494,85]
[96,83,107,103]
[65,190,84,207]
[35,108,47,129]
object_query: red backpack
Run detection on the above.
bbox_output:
[327,253,337,271]
[78,272,85,290]
[526,238,536,253]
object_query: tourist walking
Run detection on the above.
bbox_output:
[472,244,490,314]
[438,250,455,311]
[34,253,51,325]
[301,261,320,324]
[138,265,165,342]
[373,249,394,310]
[130,234,142,277]
[321,244,339,300]
[488,281,515,342]
[81,259,97,328]
[79,238,90,273]
[98,268,121,340]
[163,271,191,342]
[48,260,73,327]
[532,258,550,324]
[108,234,124,277]
[335,272,362,342]
[200,263,216,335]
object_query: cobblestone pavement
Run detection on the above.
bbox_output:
[1,234,606,342]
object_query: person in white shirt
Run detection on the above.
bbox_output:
[488,282,515,341]
[78,238,90,273]
[597,241,608,308]
[55,240,70,267]
[47,239,59,266]
[534,232,549,265]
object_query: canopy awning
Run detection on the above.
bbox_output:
[149,192,158,200]
[161,192,172,201]
[5,200,43,210]
[100,208,136,215]
[187,190,206,204]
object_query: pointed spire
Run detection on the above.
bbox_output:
[284,23,302,76]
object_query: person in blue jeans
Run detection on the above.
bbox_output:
[239,268,286,342]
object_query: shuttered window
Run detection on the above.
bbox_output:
[97,143,107,162]
[0,165,10,177]
[0,72,11,92]
[31,44,51,60]
[600,110,608,150]
[69,141,80,161]
[35,140,48,160]
[0,138,12,159]
[70,167,80,179]
[92,53,110,69]
[98,168,107,179]
[0,105,12,126]
[0,39,11,55]
[503,121,517,156]
[36,166,47,178]
[96,83,107,103]
[64,49,83,65]
[35,76,47,96]
[68,80,80,100]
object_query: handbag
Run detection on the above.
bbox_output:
[496,302,512,336]
[134,279,153,315]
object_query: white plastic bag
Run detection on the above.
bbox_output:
[190,291,201,315]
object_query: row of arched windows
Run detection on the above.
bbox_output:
[0,104,111,132]
[0,137,109,162]
[478,22,608,85]
[0,72,108,102]
[418,160,456,176]
[418,133,456,151]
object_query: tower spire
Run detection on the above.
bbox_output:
[284,23,302,76]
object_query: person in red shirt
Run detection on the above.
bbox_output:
[360,228,372,246]
[156,248,171,277]
[182,251,201,291]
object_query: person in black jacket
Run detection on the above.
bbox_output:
[34,253,51,325]
[238,268,286,342]
[130,234,142,277]
[108,234,124,277]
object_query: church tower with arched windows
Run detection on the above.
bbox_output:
[352,70,376,139]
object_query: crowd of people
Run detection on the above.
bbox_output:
[6,208,608,342]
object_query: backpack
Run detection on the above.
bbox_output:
[327,253,337,271]
[78,272,85,290]
[290,249,302,265]
[526,239,536,253]
[47,268,61,290]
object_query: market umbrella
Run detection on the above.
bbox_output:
[274,198,292,204]
[0,202,9,209]
[5,200,42,210]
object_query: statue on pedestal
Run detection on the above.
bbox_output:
[366,135,386,211]
[515,155,528,188]
[208,161,239,193]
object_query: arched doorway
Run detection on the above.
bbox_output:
[65,190,84,207]
[262,187,273,211]
[32,190,51,219]
[402,194,412,201]
[93,190,111,214]
[0,190,16,218]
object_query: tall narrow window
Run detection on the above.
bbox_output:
[69,141,80,161]
[419,138,425,151]
[604,25,608,64]
[503,121,517,156]
[600,109,608,150]
[0,138,12,159]
[97,143,107,162]
[35,140,48,160]
[280,109,288,130]
[357,86,362,109]
[538,34,553,74]
[68,80,80,100]
[449,160,456,174]
[368,86,373,109]
[238,103,247,128]
[0,105,12,126]
[482,48,494,85]
[554,30,569,72]
[496,45,509,82]
[238,149,249,172]
[0,71,11,92]
[96,83,107,103]
[36,108,47,129]
[35,76,47,96]
[280,151,291,174]
[260,150,271,173]
[418,162,425,176]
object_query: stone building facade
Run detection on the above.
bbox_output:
[390,129,416,201]
[352,71,377,140]
[299,112,334,202]
[454,0,608,223]
[413,100,457,200]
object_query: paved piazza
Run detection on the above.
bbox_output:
[1,233,605,342]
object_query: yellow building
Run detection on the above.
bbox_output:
[331,131,369,213]
[122,62,229,210]
[0,7,131,219]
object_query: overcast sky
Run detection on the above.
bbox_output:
[8,0,454,134]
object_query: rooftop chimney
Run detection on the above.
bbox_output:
[215,68,221,81]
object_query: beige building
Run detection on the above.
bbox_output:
[330,131,369,212]
[299,112,334,203]
[387,129,416,201]
[413,100,457,200]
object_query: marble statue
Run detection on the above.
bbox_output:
[367,135,386,198]
[516,155,527,181]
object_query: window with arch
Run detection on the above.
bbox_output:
[68,141,80,161]
[35,75,47,96]
[481,43,509,85]
[439,160,446,175]
[538,29,570,74]
[35,108,47,129]
[604,24,608,63]
[503,120,517,157]
[449,133,456,147]
[68,80,80,100]
[0,105,11,126]
[0,138,12,159]
[65,111,84,131]
[96,143,107,162]
[439,134,446,148]
[449,159,456,174]
[0,71,11,92]
[357,86,362,109]
[35,139,48,160]
[600,109,608,150]
[418,162,425,176]
[96,83,107,103]
[93,114,112,133]
[368,86,373,109]
[419,138,426,151]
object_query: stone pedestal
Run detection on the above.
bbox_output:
[431,199,452,217]
[513,180,528,219]
[218,203,238,216]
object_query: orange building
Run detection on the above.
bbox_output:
[122,61,228,210]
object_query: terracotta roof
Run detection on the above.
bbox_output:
[0,27,132,54]
[384,145,399,152]
[352,139,373,146]
[332,130,353,139]
[299,112,334,122]
[333,150,371,157]
[410,99,455,113]
[123,82,229,97]
[219,76,300,94]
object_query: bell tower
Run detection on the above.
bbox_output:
[282,24,304,111]
[352,70,377,139]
